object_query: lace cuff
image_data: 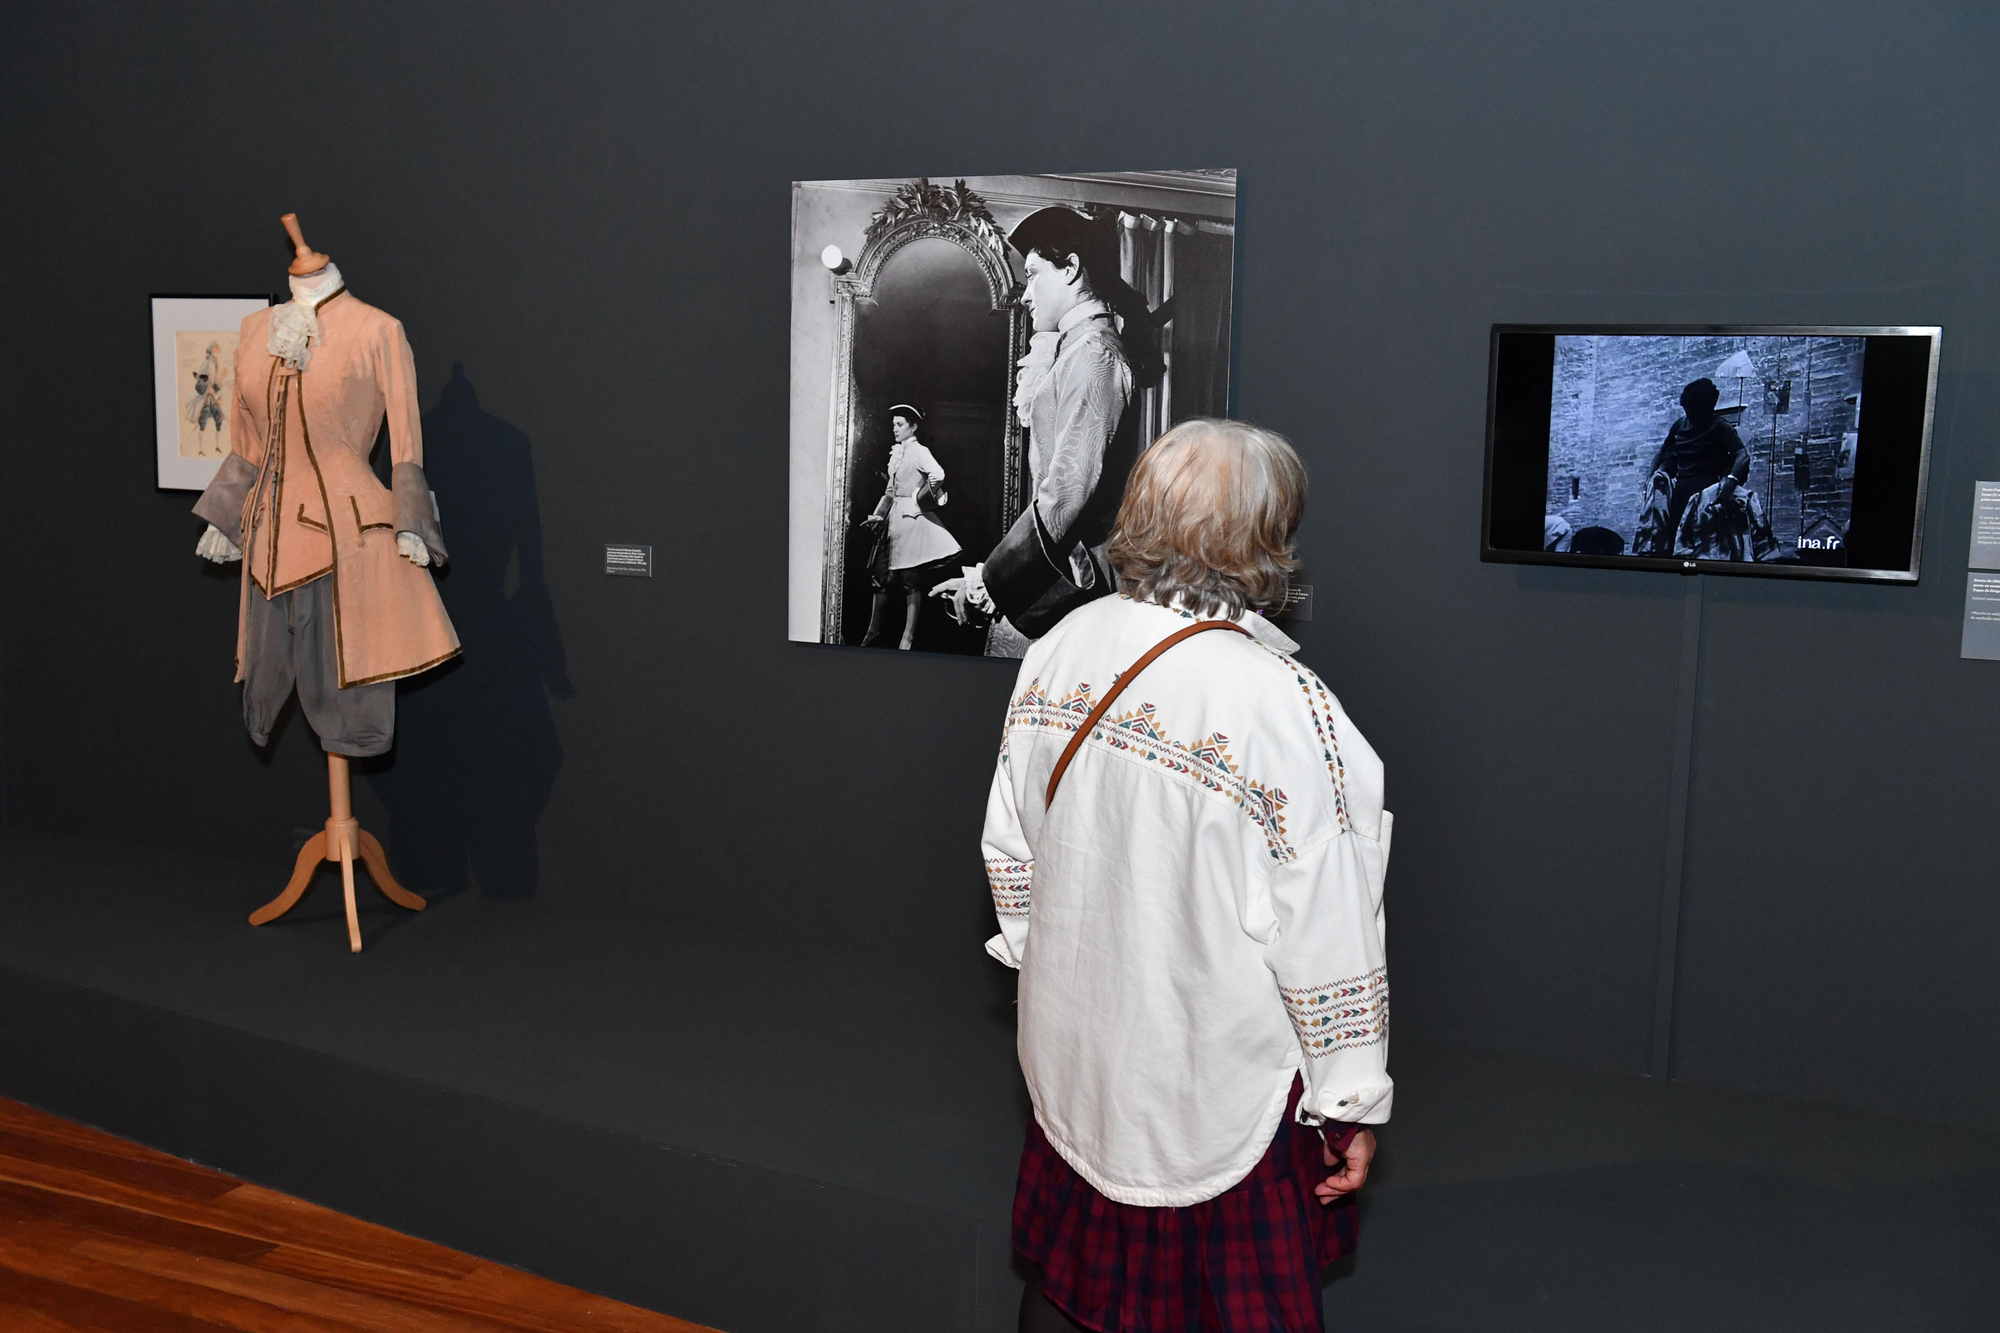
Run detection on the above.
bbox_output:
[963,563,996,615]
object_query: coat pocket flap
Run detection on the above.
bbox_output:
[349,488,397,533]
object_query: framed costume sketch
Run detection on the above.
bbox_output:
[152,294,271,490]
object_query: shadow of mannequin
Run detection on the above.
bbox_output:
[363,364,571,900]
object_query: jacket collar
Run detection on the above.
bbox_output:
[1057,297,1111,335]
[1053,298,1116,355]
[1140,594,1301,655]
[288,262,347,312]
[1239,608,1301,654]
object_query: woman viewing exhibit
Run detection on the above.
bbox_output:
[982,418,1393,1333]
[860,403,961,648]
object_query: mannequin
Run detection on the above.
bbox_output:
[193,213,460,951]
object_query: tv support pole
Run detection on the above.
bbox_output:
[1650,572,1705,1081]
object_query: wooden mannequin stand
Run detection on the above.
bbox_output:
[249,754,425,952]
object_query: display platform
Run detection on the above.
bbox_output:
[0,828,1018,1333]
[2,828,1997,1333]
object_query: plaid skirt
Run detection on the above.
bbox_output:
[1013,1076,1359,1333]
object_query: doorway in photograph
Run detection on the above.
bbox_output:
[844,236,1010,652]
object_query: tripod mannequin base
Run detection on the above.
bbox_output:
[248,755,425,952]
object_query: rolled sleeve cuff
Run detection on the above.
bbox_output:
[1298,1080,1393,1129]
[392,462,448,564]
[191,453,258,547]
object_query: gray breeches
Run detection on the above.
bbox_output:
[242,575,395,757]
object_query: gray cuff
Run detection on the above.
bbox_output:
[392,462,448,564]
[192,453,258,547]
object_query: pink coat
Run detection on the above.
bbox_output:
[194,287,459,687]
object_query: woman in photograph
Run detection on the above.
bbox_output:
[982,419,1392,1332]
[860,403,962,649]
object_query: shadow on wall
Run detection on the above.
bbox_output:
[363,364,572,899]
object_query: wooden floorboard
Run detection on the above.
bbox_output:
[0,1228,359,1333]
[0,1097,719,1333]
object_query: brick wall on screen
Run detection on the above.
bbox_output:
[1548,336,1864,553]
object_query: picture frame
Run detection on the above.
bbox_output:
[787,171,1239,657]
[152,294,272,490]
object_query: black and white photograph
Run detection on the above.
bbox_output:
[787,171,1238,656]
[1546,334,1866,565]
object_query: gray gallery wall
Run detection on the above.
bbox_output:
[1,0,1995,1131]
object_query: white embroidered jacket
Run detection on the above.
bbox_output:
[983,594,1392,1207]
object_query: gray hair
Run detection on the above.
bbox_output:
[1106,418,1306,618]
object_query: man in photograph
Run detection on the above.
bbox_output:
[1637,376,1751,554]
[932,208,1137,649]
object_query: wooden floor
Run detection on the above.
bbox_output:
[0,1096,717,1332]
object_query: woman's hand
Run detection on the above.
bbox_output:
[1315,1128,1376,1203]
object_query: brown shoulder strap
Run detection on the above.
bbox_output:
[1045,619,1252,809]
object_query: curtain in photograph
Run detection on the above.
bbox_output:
[1164,221,1233,426]
[1116,214,1235,438]
[1119,212,1166,446]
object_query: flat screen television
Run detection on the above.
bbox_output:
[1483,325,1941,583]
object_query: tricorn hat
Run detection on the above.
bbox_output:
[1007,206,1117,281]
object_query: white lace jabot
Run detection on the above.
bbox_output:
[267,262,345,372]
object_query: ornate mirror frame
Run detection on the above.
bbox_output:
[819,180,1025,643]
